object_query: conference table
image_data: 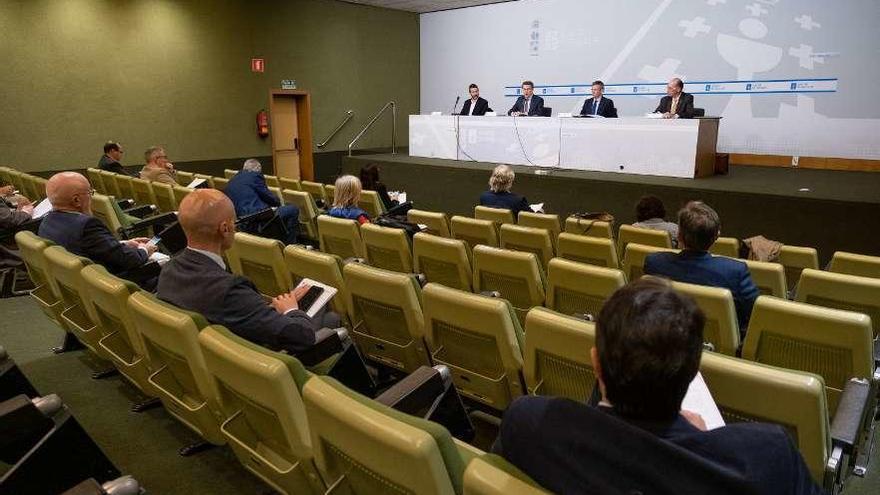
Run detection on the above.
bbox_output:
[409,115,721,178]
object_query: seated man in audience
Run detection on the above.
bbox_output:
[158,189,337,355]
[633,195,679,247]
[479,164,532,219]
[1,183,35,236]
[645,201,758,329]
[494,279,822,495]
[139,146,177,185]
[38,172,158,289]
[97,141,133,176]
[224,158,300,244]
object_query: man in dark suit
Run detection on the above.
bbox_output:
[494,279,823,495]
[654,77,695,118]
[224,158,300,245]
[645,201,759,330]
[579,80,617,118]
[157,189,333,354]
[459,83,491,116]
[38,172,158,289]
[1,184,34,236]
[97,141,134,176]
[507,80,545,116]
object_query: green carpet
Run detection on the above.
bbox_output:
[2,294,879,493]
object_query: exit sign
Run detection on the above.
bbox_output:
[251,58,265,73]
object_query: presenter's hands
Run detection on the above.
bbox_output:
[272,291,300,314]
[662,112,672,119]
[680,410,707,431]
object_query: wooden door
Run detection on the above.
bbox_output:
[271,94,301,180]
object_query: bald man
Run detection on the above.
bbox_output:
[38,172,158,288]
[654,78,694,119]
[157,189,328,354]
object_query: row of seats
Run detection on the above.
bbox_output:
[0,167,48,202]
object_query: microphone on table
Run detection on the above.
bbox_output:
[451,96,460,115]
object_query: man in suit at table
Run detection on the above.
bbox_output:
[654,77,695,119]
[508,80,545,116]
[579,80,618,118]
[459,83,491,116]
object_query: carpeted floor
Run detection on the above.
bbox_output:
[2,294,879,494]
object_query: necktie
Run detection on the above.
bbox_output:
[671,96,679,115]
[524,98,530,115]
[592,100,599,115]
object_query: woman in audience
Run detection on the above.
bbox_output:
[479,164,531,218]
[359,163,398,210]
[328,175,370,224]
[633,195,679,247]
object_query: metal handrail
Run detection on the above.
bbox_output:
[347,101,396,157]
[317,110,354,149]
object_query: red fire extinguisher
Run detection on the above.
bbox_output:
[256,110,269,138]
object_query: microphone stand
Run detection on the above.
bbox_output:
[451,96,460,115]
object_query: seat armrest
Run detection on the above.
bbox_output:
[376,365,448,413]
[120,212,178,239]
[413,273,427,287]
[116,199,135,210]
[830,378,871,454]
[123,204,157,219]
[572,313,596,322]
[297,327,347,366]
[480,290,501,298]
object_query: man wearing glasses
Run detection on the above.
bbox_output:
[98,141,135,176]
[39,172,158,289]
[139,146,177,185]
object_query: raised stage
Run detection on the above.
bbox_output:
[342,153,880,264]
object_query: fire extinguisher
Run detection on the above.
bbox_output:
[256,110,269,138]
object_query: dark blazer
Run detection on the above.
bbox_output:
[38,210,148,276]
[654,92,695,118]
[459,97,490,116]
[157,249,316,354]
[495,396,823,495]
[479,190,530,219]
[508,95,545,116]
[579,97,618,118]
[224,170,280,217]
[98,155,134,176]
[645,250,759,329]
[1,198,32,232]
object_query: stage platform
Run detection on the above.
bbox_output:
[342,153,880,264]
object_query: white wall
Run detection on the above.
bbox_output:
[420,0,880,159]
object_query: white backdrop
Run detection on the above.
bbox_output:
[420,0,880,159]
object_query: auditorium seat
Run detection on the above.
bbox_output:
[172,185,193,208]
[317,215,365,260]
[795,268,880,339]
[43,246,104,358]
[197,325,325,495]
[709,237,740,258]
[778,245,819,292]
[283,246,351,327]
[300,181,328,207]
[451,216,499,250]
[302,374,478,494]
[564,216,614,240]
[322,184,335,204]
[499,224,555,269]
[523,306,596,402]
[90,193,130,238]
[742,296,875,417]
[408,209,451,237]
[175,170,194,186]
[475,205,515,226]
[412,233,473,291]
[31,175,48,200]
[422,283,526,411]
[99,170,121,197]
[150,181,177,213]
[15,232,65,329]
[226,232,291,298]
[700,352,835,488]
[212,176,229,192]
[744,259,787,298]
[545,258,625,320]
[617,224,672,258]
[281,190,320,241]
[279,177,301,191]
[263,174,281,188]
[343,262,430,373]
[517,212,561,249]
[622,243,678,281]
[358,190,386,219]
[268,186,283,203]
[669,280,740,356]
[223,168,238,179]
[828,251,880,280]
[81,264,157,406]
[360,223,413,273]
[130,177,156,207]
[463,456,545,495]
[556,233,619,269]
[472,245,546,323]
[86,168,105,194]
[127,292,227,454]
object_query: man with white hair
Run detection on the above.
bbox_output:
[224,158,300,244]
[38,172,157,288]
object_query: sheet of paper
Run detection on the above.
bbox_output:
[681,371,725,430]
[185,178,207,188]
[530,203,544,213]
[644,112,665,119]
[397,192,407,204]
[32,198,53,219]
[149,252,171,265]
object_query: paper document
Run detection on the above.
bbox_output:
[295,278,339,318]
[32,198,53,219]
[149,252,171,266]
[186,178,207,189]
[681,372,725,430]
[644,112,665,119]
[530,203,544,213]
[397,192,407,203]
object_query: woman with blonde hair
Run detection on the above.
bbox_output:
[328,175,370,224]
[479,164,531,218]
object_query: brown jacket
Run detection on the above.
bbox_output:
[140,165,176,185]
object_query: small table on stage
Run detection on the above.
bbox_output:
[409,115,721,178]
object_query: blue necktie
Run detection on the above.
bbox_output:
[592,100,599,115]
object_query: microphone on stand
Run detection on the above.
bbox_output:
[451,96,461,115]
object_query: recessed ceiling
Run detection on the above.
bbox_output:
[339,0,516,14]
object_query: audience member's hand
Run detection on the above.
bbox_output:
[130,237,151,244]
[166,162,175,172]
[143,243,158,256]
[680,410,707,431]
[271,291,300,314]
[292,283,311,301]
[19,203,34,216]
[0,185,14,197]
